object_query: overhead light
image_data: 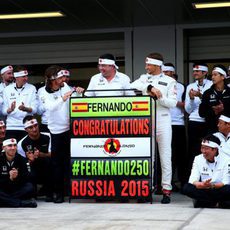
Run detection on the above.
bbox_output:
[193,2,230,9]
[0,11,65,20]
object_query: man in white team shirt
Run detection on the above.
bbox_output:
[185,63,212,173]
[0,65,14,120]
[41,65,84,203]
[183,134,230,208]
[131,53,177,204]
[214,114,230,158]
[85,53,134,97]
[38,68,72,132]
[2,66,37,141]
[162,63,188,190]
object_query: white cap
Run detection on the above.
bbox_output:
[14,70,28,78]
[3,138,17,147]
[219,115,230,123]
[24,119,38,129]
[98,58,119,69]
[193,65,208,72]
[1,65,13,75]
[145,57,163,66]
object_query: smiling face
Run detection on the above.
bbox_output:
[3,143,17,160]
[201,145,217,162]
[98,64,115,78]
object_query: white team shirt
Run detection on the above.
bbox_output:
[17,132,51,158]
[0,82,12,116]
[41,82,79,134]
[189,153,230,185]
[170,82,185,125]
[85,71,135,97]
[2,83,38,130]
[37,86,48,125]
[185,79,212,122]
[131,73,177,116]
[214,132,230,158]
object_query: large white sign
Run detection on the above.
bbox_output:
[71,137,151,158]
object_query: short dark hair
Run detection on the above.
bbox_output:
[202,134,220,146]
[193,62,208,68]
[164,63,175,68]
[99,53,116,61]
[23,115,35,124]
[147,53,164,62]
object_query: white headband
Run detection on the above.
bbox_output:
[57,70,70,78]
[193,65,208,72]
[145,57,163,66]
[0,121,5,127]
[162,65,175,72]
[14,70,28,78]
[202,140,219,149]
[98,58,119,69]
[3,138,17,147]
[24,119,38,129]
[219,115,230,123]
[1,65,13,75]
[213,67,227,77]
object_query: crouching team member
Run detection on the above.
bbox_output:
[0,138,37,207]
[17,115,53,202]
[183,134,230,208]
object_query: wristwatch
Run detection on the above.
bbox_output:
[211,183,215,189]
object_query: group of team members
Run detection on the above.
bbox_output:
[0,52,229,208]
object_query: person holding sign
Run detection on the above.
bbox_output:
[40,65,84,203]
[85,53,135,97]
[131,53,177,204]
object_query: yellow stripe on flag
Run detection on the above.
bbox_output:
[132,101,149,111]
[72,103,88,112]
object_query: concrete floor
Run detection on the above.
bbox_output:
[1,193,230,230]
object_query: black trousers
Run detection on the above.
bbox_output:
[183,183,230,203]
[51,130,70,196]
[187,121,207,173]
[31,157,53,195]
[0,182,35,207]
[171,125,188,186]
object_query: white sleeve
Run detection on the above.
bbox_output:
[131,77,148,95]
[158,80,177,108]
[123,77,136,96]
[222,160,230,185]
[85,78,96,97]
[17,139,26,158]
[2,89,10,115]
[29,87,38,114]
[188,157,201,184]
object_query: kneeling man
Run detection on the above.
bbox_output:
[183,134,230,208]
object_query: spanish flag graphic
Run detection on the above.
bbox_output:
[132,101,149,111]
[72,103,88,112]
